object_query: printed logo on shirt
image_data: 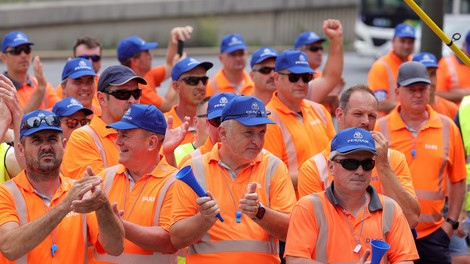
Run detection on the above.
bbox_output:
[424,144,438,150]
[65,211,80,218]
[142,196,156,202]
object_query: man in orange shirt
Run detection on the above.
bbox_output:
[206,33,254,96]
[52,97,93,141]
[250,47,278,105]
[376,61,467,264]
[368,23,416,114]
[285,128,419,263]
[170,96,296,264]
[1,31,60,113]
[0,110,124,263]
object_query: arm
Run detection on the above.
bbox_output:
[23,56,46,113]
[163,26,193,80]
[122,221,176,254]
[162,115,189,167]
[378,99,398,113]
[442,179,466,236]
[436,89,470,103]
[158,85,178,113]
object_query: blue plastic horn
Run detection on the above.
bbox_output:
[370,240,390,264]
[176,165,224,222]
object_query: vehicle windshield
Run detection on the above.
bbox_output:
[360,0,421,28]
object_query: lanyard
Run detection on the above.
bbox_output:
[341,196,367,258]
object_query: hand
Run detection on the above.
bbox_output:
[0,98,12,129]
[111,202,124,219]
[370,131,389,164]
[33,56,47,90]
[441,221,454,238]
[358,249,371,264]
[162,115,189,156]
[323,19,343,41]
[239,182,259,219]
[70,167,108,213]
[196,191,220,223]
[0,75,23,125]
[170,26,193,44]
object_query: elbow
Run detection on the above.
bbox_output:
[408,215,420,229]
[105,243,124,257]
[1,246,21,261]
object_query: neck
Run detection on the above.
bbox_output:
[223,69,244,85]
[26,170,60,199]
[253,88,273,105]
[100,112,117,125]
[276,92,302,112]
[218,147,251,175]
[7,70,28,84]
[334,188,368,216]
[429,89,436,105]
[127,155,160,182]
[399,107,429,130]
[393,51,409,62]
[194,135,206,149]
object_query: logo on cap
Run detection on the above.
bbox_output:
[220,96,228,104]
[188,58,199,66]
[251,102,260,110]
[354,131,363,139]
[68,98,82,108]
[260,48,276,57]
[75,59,92,71]
[228,36,243,47]
[420,54,434,63]
[308,33,316,40]
[349,131,369,144]
[123,108,132,121]
[403,25,414,34]
[14,33,27,42]
[295,54,308,65]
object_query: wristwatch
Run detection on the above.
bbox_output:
[254,202,266,220]
[446,218,459,230]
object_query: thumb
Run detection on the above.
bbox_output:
[85,166,95,177]
[359,249,371,264]
[166,116,174,129]
[248,182,258,194]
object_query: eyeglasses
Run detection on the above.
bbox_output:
[5,46,31,55]
[332,158,375,171]
[208,117,221,127]
[63,118,91,129]
[77,55,101,62]
[278,72,313,83]
[102,89,142,100]
[196,114,208,118]
[181,76,209,86]
[21,115,61,129]
[307,46,323,52]
[253,66,275,75]
[223,110,271,121]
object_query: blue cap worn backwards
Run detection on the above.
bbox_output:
[330,128,378,160]
[394,23,416,39]
[117,36,158,63]
[98,65,147,92]
[220,34,247,54]
[221,96,275,126]
[20,110,62,139]
[294,31,326,49]
[2,31,34,53]
[171,57,213,81]
[61,58,96,81]
[207,92,237,120]
[412,52,438,69]
[52,97,93,117]
[250,47,278,68]
[106,104,167,135]
[275,50,314,74]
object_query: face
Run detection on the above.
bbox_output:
[74,44,102,73]
[1,44,32,74]
[336,91,378,131]
[60,111,88,140]
[98,79,140,123]
[195,101,209,141]
[62,75,95,108]
[173,66,207,106]
[219,121,266,162]
[116,129,159,169]
[427,68,437,93]
[396,83,430,114]
[392,36,415,59]
[133,50,153,74]
[328,151,374,195]
[302,42,323,69]
[274,70,310,104]
[219,49,246,71]
[207,119,220,142]
[250,58,276,93]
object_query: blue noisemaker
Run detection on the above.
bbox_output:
[411,149,416,159]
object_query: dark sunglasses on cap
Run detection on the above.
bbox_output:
[63,118,91,129]
[21,115,61,129]
[77,55,101,62]
[332,158,375,171]
[253,66,275,75]
[307,46,323,52]
[208,117,221,127]
[181,76,209,86]
[223,110,271,121]
[6,46,31,55]
[102,88,142,100]
[278,72,313,83]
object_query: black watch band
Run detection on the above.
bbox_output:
[446,218,459,230]
[254,202,266,220]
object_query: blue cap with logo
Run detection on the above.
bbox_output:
[394,23,416,39]
[412,52,438,69]
[221,96,275,126]
[106,104,167,135]
[52,97,94,117]
[61,58,96,81]
[220,34,247,54]
[98,65,147,92]
[275,50,314,74]
[294,31,326,49]
[250,47,278,68]
[2,31,34,53]
[171,57,213,81]
[117,36,158,63]
[20,110,62,139]
[330,128,377,160]
[207,92,237,120]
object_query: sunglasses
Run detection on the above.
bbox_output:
[77,55,101,62]
[63,118,91,129]
[278,72,313,83]
[21,115,61,129]
[181,76,209,86]
[208,117,221,127]
[307,46,323,52]
[253,66,275,75]
[6,46,31,55]
[333,158,375,171]
[102,89,142,100]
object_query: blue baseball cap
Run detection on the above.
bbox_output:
[2,31,34,53]
[171,57,213,81]
[465,30,470,54]
[275,50,314,74]
[106,104,167,135]
[221,96,276,126]
[20,110,62,139]
[52,97,93,117]
[220,34,247,54]
[412,52,438,69]
[61,58,96,81]
[294,31,325,49]
[117,36,158,63]
[330,128,377,160]
[207,92,237,120]
[250,47,278,68]
[394,23,416,39]
[98,65,147,92]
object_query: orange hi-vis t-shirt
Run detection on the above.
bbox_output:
[375,105,467,239]
[437,54,470,99]
[285,185,419,263]
[164,105,196,146]
[297,143,416,199]
[89,159,177,263]
[431,96,458,120]
[177,137,215,169]
[206,69,254,96]
[62,116,119,180]
[140,66,166,108]
[55,75,101,116]
[0,172,92,263]
[171,143,296,264]
[8,74,60,111]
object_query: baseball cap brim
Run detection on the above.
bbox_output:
[110,75,147,86]
[207,109,223,120]
[251,54,277,67]
[395,33,415,39]
[140,42,158,51]
[106,121,139,131]
[10,41,34,48]
[285,65,315,74]
[330,147,378,159]
[399,78,431,87]
[68,70,96,80]
[234,117,276,126]
[61,107,94,117]
[224,44,247,54]
[21,127,62,138]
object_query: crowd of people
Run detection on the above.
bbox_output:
[0,18,470,264]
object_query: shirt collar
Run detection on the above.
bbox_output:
[325,182,383,212]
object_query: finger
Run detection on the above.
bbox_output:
[359,249,371,263]
[166,116,174,129]
[85,166,95,177]
[247,182,257,194]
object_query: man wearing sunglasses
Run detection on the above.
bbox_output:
[285,127,419,263]
[250,47,279,105]
[1,31,60,113]
[62,65,146,180]
[52,97,93,141]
